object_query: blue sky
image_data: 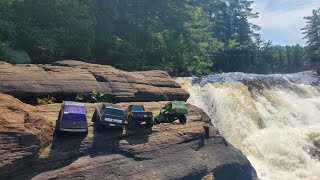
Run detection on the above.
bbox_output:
[251,0,320,45]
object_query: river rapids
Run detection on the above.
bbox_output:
[176,72,320,180]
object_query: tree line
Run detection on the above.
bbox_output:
[0,0,319,75]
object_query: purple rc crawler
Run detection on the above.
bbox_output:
[57,101,88,135]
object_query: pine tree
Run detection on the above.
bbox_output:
[302,8,320,73]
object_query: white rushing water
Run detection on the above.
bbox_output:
[176,73,320,180]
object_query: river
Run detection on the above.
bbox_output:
[176,72,320,180]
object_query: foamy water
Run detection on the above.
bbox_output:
[177,73,320,180]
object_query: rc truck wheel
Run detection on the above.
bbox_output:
[55,121,62,137]
[96,121,103,132]
[154,118,160,125]
[179,115,187,124]
[56,127,63,137]
[167,114,175,123]
[83,129,89,136]
[128,116,137,129]
[92,111,97,122]
[146,118,154,127]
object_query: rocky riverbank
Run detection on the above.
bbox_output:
[0,94,257,179]
[0,61,257,180]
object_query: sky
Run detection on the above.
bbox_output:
[251,0,320,46]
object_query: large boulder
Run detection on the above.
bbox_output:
[2,47,32,64]
[0,60,189,102]
[0,93,53,179]
[0,98,257,180]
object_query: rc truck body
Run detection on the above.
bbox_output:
[125,105,153,128]
[57,101,88,135]
[92,103,125,130]
[154,101,188,124]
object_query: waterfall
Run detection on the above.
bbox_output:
[176,72,320,180]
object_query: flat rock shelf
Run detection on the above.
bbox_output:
[0,60,189,103]
[0,94,257,180]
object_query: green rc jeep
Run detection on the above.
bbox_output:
[154,101,188,124]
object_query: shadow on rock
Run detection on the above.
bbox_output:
[50,120,87,157]
[91,123,123,157]
[25,120,87,179]
[124,124,152,145]
[120,124,152,161]
[90,123,151,160]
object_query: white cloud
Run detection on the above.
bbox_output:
[251,0,320,45]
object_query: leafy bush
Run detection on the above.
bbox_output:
[90,90,101,102]
[90,90,113,102]
[75,90,113,103]
[37,96,56,105]
[75,93,84,102]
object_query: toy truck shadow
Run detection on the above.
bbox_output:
[91,124,151,158]
[52,117,151,156]
[92,103,153,136]
[22,104,153,179]
[52,114,87,150]
[90,103,153,156]
[20,119,89,179]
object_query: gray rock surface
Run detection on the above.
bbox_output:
[0,60,189,102]
[0,94,257,180]
[0,61,257,179]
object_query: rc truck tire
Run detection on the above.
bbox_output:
[179,115,187,124]
[96,121,103,133]
[154,118,160,125]
[146,118,154,127]
[56,128,63,137]
[92,110,97,122]
[55,121,62,137]
[83,129,89,136]
[167,114,175,123]
[128,116,136,129]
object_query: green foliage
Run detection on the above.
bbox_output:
[75,90,113,103]
[90,90,113,103]
[90,90,100,102]
[37,96,56,105]
[182,5,222,75]
[0,0,16,60]
[0,0,315,74]
[249,38,309,74]
[7,0,95,63]
[75,93,84,102]
[302,8,320,68]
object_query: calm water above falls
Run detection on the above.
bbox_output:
[176,72,320,180]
